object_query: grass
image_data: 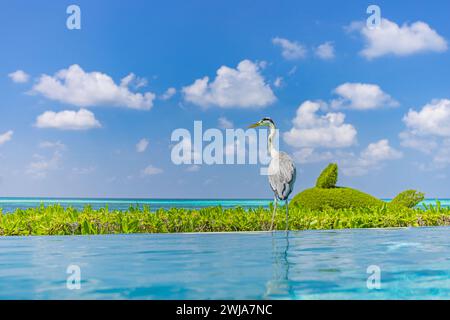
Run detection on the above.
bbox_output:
[0,203,450,236]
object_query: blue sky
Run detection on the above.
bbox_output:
[0,0,449,198]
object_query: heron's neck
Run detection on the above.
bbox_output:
[267,124,279,158]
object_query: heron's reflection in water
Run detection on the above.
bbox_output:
[264,231,296,299]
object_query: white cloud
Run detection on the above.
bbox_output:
[142,164,163,176]
[120,73,148,89]
[349,18,447,59]
[283,100,357,148]
[272,37,307,60]
[315,42,335,60]
[331,83,398,110]
[0,130,13,145]
[218,117,234,129]
[136,138,149,152]
[32,64,156,110]
[8,70,29,83]
[35,109,101,130]
[283,95,401,175]
[401,99,450,168]
[403,99,450,137]
[341,139,402,176]
[182,60,276,109]
[26,151,62,179]
[160,87,176,100]
[360,139,403,162]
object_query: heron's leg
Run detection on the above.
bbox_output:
[270,197,277,231]
[285,199,289,231]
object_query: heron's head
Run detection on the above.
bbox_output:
[248,117,275,129]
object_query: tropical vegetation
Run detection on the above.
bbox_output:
[0,202,449,236]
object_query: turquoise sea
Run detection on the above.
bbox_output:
[0,198,449,299]
[0,197,448,212]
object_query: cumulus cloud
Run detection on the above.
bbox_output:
[272,37,307,60]
[0,130,13,145]
[403,99,450,137]
[331,83,398,110]
[32,64,156,110]
[349,18,447,59]
[315,42,335,60]
[283,100,357,148]
[283,95,401,174]
[160,87,176,100]
[182,60,276,109]
[341,139,402,176]
[401,99,450,168]
[218,117,234,129]
[35,109,101,130]
[8,70,30,83]
[136,138,149,153]
[360,139,403,162]
[142,164,163,176]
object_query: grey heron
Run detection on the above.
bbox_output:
[249,118,296,231]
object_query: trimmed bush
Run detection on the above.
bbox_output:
[291,163,426,211]
[315,163,338,188]
[390,190,425,208]
[290,187,384,210]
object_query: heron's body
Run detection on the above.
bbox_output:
[268,151,296,201]
[249,117,297,231]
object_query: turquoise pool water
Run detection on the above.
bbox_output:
[0,197,448,212]
[0,227,449,299]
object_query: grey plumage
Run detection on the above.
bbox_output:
[268,151,296,201]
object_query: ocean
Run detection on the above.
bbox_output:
[0,197,448,212]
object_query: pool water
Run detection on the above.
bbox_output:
[0,227,449,299]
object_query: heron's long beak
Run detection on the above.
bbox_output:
[248,122,260,128]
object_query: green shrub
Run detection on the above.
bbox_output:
[290,187,384,210]
[390,190,425,208]
[315,163,338,188]
[0,203,449,235]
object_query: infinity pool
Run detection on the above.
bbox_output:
[0,227,449,299]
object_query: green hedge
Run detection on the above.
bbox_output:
[315,163,338,188]
[291,187,383,210]
[391,190,425,208]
